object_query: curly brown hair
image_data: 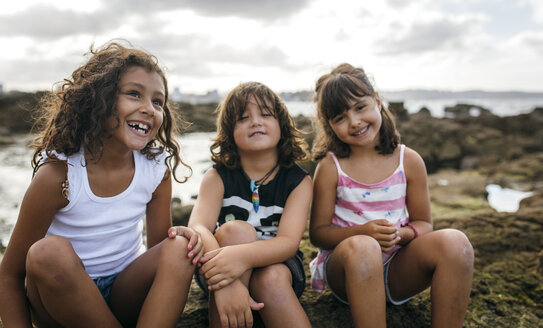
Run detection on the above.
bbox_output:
[31,40,190,183]
[312,63,400,161]
[211,82,308,169]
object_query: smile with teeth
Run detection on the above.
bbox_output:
[128,122,150,134]
[353,125,369,136]
[250,131,265,137]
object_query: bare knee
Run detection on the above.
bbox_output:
[26,236,82,286]
[161,235,192,265]
[335,235,382,277]
[432,229,474,270]
[215,220,257,246]
[250,264,292,301]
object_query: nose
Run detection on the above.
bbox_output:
[140,98,155,117]
[249,114,263,126]
[346,111,360,127]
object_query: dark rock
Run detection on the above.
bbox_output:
[171,204,193,227]
[444,103,492,118]
[519,190,543,210]
[418,106,432,116]
[388,101,409,121]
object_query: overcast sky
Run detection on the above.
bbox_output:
[1,0,542,94]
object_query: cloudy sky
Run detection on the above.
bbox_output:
[1,0,542,95]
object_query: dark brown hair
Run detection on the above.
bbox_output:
[312,63,400,161]
[211,82,308,168]
[32,40,190,182]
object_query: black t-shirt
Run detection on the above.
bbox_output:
[214,163,308,239]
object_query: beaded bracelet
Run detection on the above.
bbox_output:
[407,223,419,239]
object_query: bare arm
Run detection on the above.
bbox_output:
[187,168,224,255]
[246,175,312,265]
[309,155,378,248]
[145,172,173,248]
[0,162,68,326]
[398,147,433,244]
[309,154,399,251]
[199,175,313,290]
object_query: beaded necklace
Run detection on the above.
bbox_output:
[244,162,279,213]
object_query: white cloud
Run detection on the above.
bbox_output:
[375,13,487,55]
[510,30,543,55]
[527,0,543,23]
[0,0,541,93]
[0,4,119,39]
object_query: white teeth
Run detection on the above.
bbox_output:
[354,126,369,135]
[128,122,150,133]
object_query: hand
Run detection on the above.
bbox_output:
[213,280,264,328]
[199,246,248,291]
[168,226,203,265]
[362,219,401,252]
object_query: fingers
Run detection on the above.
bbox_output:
[374,219,393,226]
[208,278,232,291]
[187,233,203,264]
[236,310,245,328]
[249,297,265,311]
[219,313,229,328]
[244,307,253,328]
[168,226,203,264]
[168,226,192,239]
[199,248,221,264]
[167,227,178,238]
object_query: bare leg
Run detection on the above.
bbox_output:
[326,235,386,328]
[26,236,121,328]
[250,263,311,328]
[388,229,474,328]
[208,221,257,328]
[108,236,195,327]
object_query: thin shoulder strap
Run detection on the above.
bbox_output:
[328,152,343,174]
[399,144,406,168]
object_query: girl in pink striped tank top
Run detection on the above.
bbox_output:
[309,63,474,327]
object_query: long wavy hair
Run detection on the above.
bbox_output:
[211,82,308,169]
[312,63,400,161]
[31,40,190,183]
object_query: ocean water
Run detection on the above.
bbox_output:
[285,97,543,118]
[2,96,543,245]
[0,133,215,244]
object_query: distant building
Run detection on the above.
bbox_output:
[0,84,3,94]
[171,87,182,102]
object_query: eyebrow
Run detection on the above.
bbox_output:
[121,82,165,98]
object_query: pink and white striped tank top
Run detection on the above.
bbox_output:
[309,144,409,292]
[331,144,409,231]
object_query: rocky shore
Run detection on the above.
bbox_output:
[1,92,542,327]
[172,101,543,327]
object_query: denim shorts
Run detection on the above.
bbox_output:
[93,273,119,304]
[195,250,306,298]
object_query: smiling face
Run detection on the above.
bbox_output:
[107,66,165,152]
[328,95,382,149]
[233,95,281,156]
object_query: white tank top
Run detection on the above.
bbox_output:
[44,149,167,278]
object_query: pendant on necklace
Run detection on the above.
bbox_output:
[250,180,260,212]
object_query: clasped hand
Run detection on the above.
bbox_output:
[213,280,264,328]
[167,226,204,265]
[363,219,401,252]
[198,246,248,291]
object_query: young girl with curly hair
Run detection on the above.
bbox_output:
[0,41,202,327]
[189,82,312,327]
[309,63,474,327]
